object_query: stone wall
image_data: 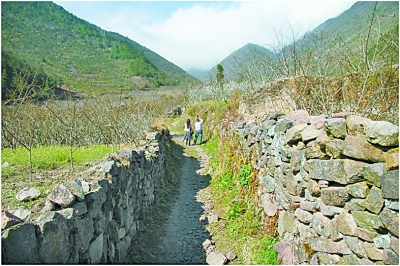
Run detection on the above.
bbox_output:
[222,110,399,264]
[2,130,170,264]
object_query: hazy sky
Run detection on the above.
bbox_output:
[54,0,357,71]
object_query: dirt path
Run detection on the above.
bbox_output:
[153,134,212,264]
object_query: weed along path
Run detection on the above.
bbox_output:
[127,132,213,264]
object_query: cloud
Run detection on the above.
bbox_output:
[56,1,357,71]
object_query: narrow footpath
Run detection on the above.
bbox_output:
[154,134,212,264]
[153,134,212,264]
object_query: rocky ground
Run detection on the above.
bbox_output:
[127,133,222,264]
[153,135,212,264]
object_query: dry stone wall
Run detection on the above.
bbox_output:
[2,130,170,264]
[222,110,399,264]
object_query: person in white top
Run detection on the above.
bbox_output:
[194,116,203,145]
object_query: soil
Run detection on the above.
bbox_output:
[127,133,214,264]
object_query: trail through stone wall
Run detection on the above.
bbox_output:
[153,134,211,264]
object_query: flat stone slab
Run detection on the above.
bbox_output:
[16,187,41,201]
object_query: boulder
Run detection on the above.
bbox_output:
[325,139,344,159]
[344,236,367,258]
[379,207,399,237]
[208,213,219,224]
[364,186,384,214]
[34,212,70,264]
[202,239,212,250]
[274,241,295,264]
[344,198,366,212]
[310,252,340,264]
[1,210,22,230]
[346,115,372,136]
[346,181,369,198]
[309,237,352,254]
[385,148,399,170]
[226,251,237,261]
[115,236,128,263]
[339,254,361,265]
[307,159,367,185]
[319,201,342,216]
[1,222,40,264]
[390,235,399,255]
[352,211,385,232]
[336,212,358,236]
[12,208,31,221]
[355,227,378,242]
[70,219,91,259]
[89,233,104,264]
[365,120,399,147]
[261,193,278,216]
[321,187,349,207]
[380,169,399,199]
[16,187,41,201]
[311,212,332,237]
[301,125,325,142]
[362,163,386,187]
[47,184,76,208]
[304,141,326,159]
[278,210,297,236]
[206,251,227,265]
[274,119,293,133]
[373,234,391,249]
[324,118,347,139]
[285,123,307,143]
[343,135,385,162]
[363,242,384,261]
[310,115,327,129]
[385,199,399,211]
[294,208,313,224]
[65,179,85,200]
[307,179,321,197]
[383,249,399,265]
[284,110,310,122]
[298,222,318,239]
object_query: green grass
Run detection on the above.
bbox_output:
[1,144,119,211]
[1,145,117,170]
[204,133,279,264]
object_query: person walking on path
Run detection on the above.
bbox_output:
[183,118,193,145]
[194,116,203,145]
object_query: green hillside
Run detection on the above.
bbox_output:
[314,1,398,40]
[1,1,197,100]
[205,1,398,83]
[287,1,399,74]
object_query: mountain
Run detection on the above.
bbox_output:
[205,1,398,82]
[313,1,398,40]
[202,43,276,82]
[1,1,197,100]
[296,1,399,54]
[186,68,207,80]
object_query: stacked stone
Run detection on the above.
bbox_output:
[2,130,170,264]
[224,110,399,264]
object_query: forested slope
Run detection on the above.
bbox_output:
[1,1,197,100]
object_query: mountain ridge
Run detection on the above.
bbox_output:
[204,1,398,82]
[1,1,198,100]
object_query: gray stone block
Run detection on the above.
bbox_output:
[1,223,39,264]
